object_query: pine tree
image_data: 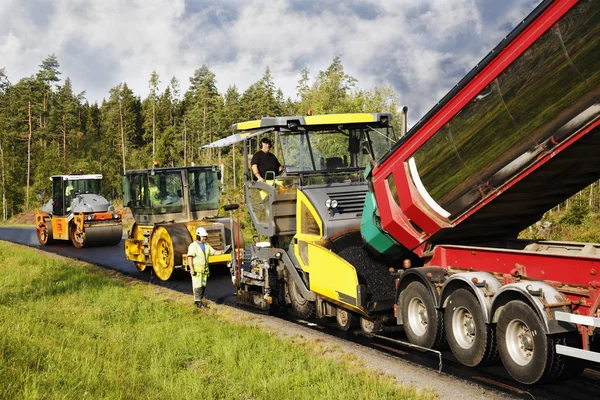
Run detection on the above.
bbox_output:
[186,65,220,161]
[0,68,10,219]
[149,71,160,162]
[36,54,61,147]
[49,77,79,173]
[221,85,242,188]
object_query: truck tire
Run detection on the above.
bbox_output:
[400,281,445,349]
[445,289,497,367]
[360,317,382,334]
[335,307,355,331]
[497,300,567,384]
[286,276,315,319]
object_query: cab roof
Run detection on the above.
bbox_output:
[233,112,392,132]
[50,174,102,181]
[203,112,393,149]
[124,165,218,175]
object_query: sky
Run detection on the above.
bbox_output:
[0,0,542,125]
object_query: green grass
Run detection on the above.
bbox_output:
[520,211,600,243]
[0,242,434,400]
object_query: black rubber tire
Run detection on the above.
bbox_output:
[400,281,445,349]
[497,300,568,384]
[335,308,355,331]
[445,289,498,367]
[360,317,382,334]
[287,275,315,319]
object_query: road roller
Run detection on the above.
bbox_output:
[122,165,241,281]
[35,174,123,248]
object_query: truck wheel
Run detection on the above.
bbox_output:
[286,276,315,319]
[497,300,566,384]
[360,317,381,334]
[401,281,445,349]
[445,289,497,367]
[150,227,175,281]
[335,308,355,331]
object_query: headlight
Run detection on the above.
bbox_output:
[112,213,120,219]
[86,215,94,221]
[325,199,338,209]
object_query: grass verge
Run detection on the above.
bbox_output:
[0,241,435,400]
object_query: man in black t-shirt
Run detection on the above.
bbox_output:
[251,137,283,182]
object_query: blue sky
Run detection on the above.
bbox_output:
[0,0,541,125]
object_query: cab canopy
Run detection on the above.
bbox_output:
[122,166,221,225]
[203,112,397,182]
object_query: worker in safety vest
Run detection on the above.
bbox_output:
[187,227,223,308]
[65,182,74,198]
[148,176,161,205]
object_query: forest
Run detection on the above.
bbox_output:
[0,54,402,220]
[1,54,599,242]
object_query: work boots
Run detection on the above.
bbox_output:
[193,287,209,309]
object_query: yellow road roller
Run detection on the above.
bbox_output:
[122,165,240,281]
[35,174,123,248]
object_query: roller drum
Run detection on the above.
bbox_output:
[79,224,123,247]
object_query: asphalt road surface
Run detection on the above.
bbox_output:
[0,226,236,304]
[2,226,600,399]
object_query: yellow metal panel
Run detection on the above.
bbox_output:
[234,120,262,131]
[133,225,153,240]
[304,113,376,125]
[295,191,323,235]
[306,242,362,313]
[51,217,69,240]
[209,253,231,265]
[124,238,145,263]
[294,191,323,273]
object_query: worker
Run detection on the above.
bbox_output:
[148,176,161,205]
[65,182,74,198]
[187,226,224,309]
[251,137,284,201]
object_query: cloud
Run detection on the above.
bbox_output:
[0,0,540,124]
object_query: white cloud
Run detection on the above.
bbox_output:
[0,0,539,122]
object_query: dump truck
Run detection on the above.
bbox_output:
[361,0,600,384]
[121,166,240,281]
[35,174,123,248]
[205,0,600,385]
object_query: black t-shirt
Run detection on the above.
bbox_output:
[251,151,281,180]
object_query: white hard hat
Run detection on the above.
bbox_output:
[195,227,208,237]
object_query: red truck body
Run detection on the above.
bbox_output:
[366,0,600,384]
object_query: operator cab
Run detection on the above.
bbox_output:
[277,116,397,184]
[122,166,221,225]
[45,174,103,216]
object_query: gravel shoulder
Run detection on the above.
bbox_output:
[210,303,516,400]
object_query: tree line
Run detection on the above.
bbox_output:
[1,54,597,223]
[0,55,402,219]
